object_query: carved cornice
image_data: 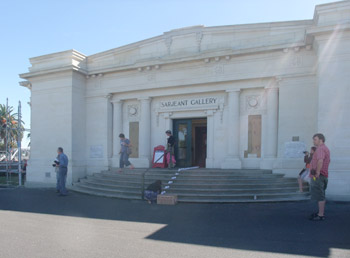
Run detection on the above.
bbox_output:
[306,23,350,37]
[86,42,310,76]
[19,65,88,79]
[19,81,32,90]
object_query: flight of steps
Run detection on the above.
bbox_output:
[71,168,310,203]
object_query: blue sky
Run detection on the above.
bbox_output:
[0,0,335,145]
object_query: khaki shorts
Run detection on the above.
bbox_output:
[310,175,328,201]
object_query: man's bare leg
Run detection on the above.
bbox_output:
[297,178,303,192]
[318,201,326,216]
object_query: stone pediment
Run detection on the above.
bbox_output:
[19,0,350,80]
[86,21,313,72]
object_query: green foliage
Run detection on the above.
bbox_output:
[0,104,25,148]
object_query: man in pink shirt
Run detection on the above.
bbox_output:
[309,133,331,221]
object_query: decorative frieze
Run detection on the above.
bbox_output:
[289,55,303,67]
[214,64,225,75]
[147,73,156,82]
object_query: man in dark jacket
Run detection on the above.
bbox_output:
[144,180,162,204]
[166,130,175,168]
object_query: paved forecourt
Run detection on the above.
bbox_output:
[0,188,349,258]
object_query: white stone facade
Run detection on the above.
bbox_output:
[20,1,350,201]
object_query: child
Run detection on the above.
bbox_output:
[298,147,316,192]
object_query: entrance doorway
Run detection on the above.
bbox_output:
[173,118,207,167]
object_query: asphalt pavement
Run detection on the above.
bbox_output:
[0,188,349,258]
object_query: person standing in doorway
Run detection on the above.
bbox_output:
[309,133,330,221]
[165,130,175,168]
[57,147,68,196]
[118,133,134,172]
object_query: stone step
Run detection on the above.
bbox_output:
[85,175,303,188]
[110,168,272,172]
[93,173,294,183]
[71,184,310,203]
[71,169,309,203]
[71,185,141,200]
[88,175,168,185]
[106,169,273,175]
[158,178,296,184]
[177,196,311,203]
[168,180,306,189]
[98,173,284,181]
[107,168,274,176]
[79,178,308,194]
[83,177,308,188]
[73,184,141,197]
[175,191,309,200]
[176,169,275,173]
[100,172,278,179]
[99,173,175,180]
[164,187,308,194]
[80,179,142,190]
[102,170,175,175]
[165,174,284,179]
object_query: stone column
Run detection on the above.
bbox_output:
[206,110,215,168]
[260,85,279,169]
[265,86,279,158]
[112,98,123,162]
[222,89,242,169]
[106,94,113,160]
[164,112,173,136]
[312,31,350,201]
[139,97,152,166]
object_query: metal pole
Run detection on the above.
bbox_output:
[17,101,22,186]
[141,153,165,200]
[5,98,9,183]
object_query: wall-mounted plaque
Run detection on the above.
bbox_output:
[284,142,306,158]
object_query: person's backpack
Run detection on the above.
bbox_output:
[127,143,132,155]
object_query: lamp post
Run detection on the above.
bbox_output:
[17,101,22,187]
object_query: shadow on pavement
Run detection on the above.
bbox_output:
[1,188,349,257]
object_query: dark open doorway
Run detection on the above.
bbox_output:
[173,118,207,168]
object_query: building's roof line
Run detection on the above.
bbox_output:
[87,20,313,59]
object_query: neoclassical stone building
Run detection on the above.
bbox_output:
[20,1,350,200]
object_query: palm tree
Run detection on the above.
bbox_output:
[27,132,30,147]
[0,104,25,149]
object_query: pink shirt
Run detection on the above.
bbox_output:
[310,144,331,178]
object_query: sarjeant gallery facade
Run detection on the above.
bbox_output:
[20,1,350,201]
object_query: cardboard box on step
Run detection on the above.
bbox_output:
[157,194,178,205]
